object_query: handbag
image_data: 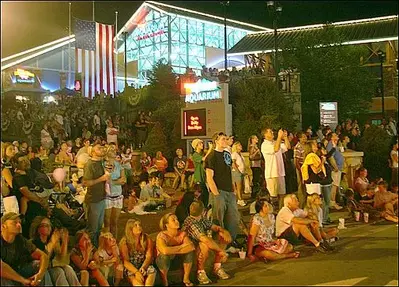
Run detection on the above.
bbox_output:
[305,183,321,195]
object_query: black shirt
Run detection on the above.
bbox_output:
[205,150,233,192]
[1,234,36,270]
[83,159,106,203]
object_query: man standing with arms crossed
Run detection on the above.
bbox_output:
[261,128,291,210]
[205,132,240,249]
[326,133,344,210]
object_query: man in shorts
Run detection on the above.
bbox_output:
[261,127,290,209]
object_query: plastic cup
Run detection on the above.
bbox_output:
[363,212,369,223]
[354,211,360,221]
[338,218,346,229]
[239,251,246,259]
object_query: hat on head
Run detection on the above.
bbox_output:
[191,139,203,149]
[1,212,21,224]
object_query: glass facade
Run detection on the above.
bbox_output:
[123,8,250,83]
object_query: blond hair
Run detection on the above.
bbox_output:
[232,141,242,153]
[159,213,174,231]
[98,232,116,251]
[305,193,322,220]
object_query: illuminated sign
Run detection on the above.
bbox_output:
[320,102,338,129]
[184,79,221,103]
[183,109,207,137]
[136,30,165,41]
[14,68,35,84]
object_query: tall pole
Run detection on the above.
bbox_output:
[92,1,95,21]
[68,2,71,89]
[115,11,118,94]
[380,53,385,119]
[274,19,278,89]
[124,32,128,89]
[222,2,229,70]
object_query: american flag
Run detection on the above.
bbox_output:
[74,18,115,98]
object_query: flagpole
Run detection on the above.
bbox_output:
[68,2,71,89]
[115,11,118,95]
[92,1,95,21]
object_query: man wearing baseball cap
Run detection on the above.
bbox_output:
[1,212,52,286]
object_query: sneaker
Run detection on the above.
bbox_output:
[214,268,230,280]
[226,246,239,254]
[197,271,211,285]
[237,200,246,206]
[329,201,343,210]
[315,245,328,254]
[321,240,335,251]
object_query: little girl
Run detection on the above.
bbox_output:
[304,193,339,241]
[97,232,124,286]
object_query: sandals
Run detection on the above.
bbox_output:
[183,281,194,287]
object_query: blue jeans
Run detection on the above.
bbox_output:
[210,189,240,241]
[87,200,105,247]
[321,184,332,222]
[49,265,81,286]
[1,260,53,286]
[155,252,194,271]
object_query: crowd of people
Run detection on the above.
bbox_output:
[1,109,398,286]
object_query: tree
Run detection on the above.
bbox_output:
[358,125,392,181]
[230,77,296,148]
[280,25,376,129]
[143,122,168,158]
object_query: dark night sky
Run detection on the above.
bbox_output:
[1,1,398,58]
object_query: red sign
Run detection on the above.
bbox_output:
[136,30,165,41]
[183,109,207,137]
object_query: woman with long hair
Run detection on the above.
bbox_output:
[70,230,109,286]
[247,135,262,198]
[232,141,246,207]
[29,216,81,286]
[104,149,126,239]
[97,232,124,286]
[119,219,156,286]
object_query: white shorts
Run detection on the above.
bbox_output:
[266,177,286,197]
[331,170,342,187]
[105,194,123,209]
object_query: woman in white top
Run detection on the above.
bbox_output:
[232,141,246,207]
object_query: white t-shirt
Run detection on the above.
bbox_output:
[391,150,398,168]
[93,114,101,127]
[261,139,287,179]
[106,127,118,144]
[231,152,245,173]
[276,206,308,237]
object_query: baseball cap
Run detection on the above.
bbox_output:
[191,139,203,149]
[1,212,21,224]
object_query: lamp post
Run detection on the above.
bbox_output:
[220,1,229,70]
[378,50,386,120]
[123,32,128,89]
[267,1,282,89]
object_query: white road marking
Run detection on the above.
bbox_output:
[312,277,368,286]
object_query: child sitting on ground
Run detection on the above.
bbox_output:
[304,193,339,242]
[97,232,124,286]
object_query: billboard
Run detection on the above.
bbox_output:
[183,108,207,137]
[320,102,338,129]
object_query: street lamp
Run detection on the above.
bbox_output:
[377,50,386,120]
[220,1,230,71]
[267,1,282,89]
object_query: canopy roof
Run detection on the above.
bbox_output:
[228,15,398,56]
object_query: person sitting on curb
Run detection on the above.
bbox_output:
[275,194,333,254]
[97,232,124,286]
[119,219,156,287]
[373,181,398,222]
[304,194,339,242]
[70,230,109,286]
[1,212,53,286]
[247,199,300,263]
[155,213,195,287]
[140,173,172,212]
[182,201,231,285]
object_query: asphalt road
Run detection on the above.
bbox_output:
[214,222,398,286]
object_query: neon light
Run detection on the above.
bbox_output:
[1,38,76,71]
[184,79,221,103]
[1,35,75,63]
[146,1,272,31]
[136,29,165,40]
[14,69,35,83]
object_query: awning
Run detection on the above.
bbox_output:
[228,15,398,56]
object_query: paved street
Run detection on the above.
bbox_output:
[215,220,398,286]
